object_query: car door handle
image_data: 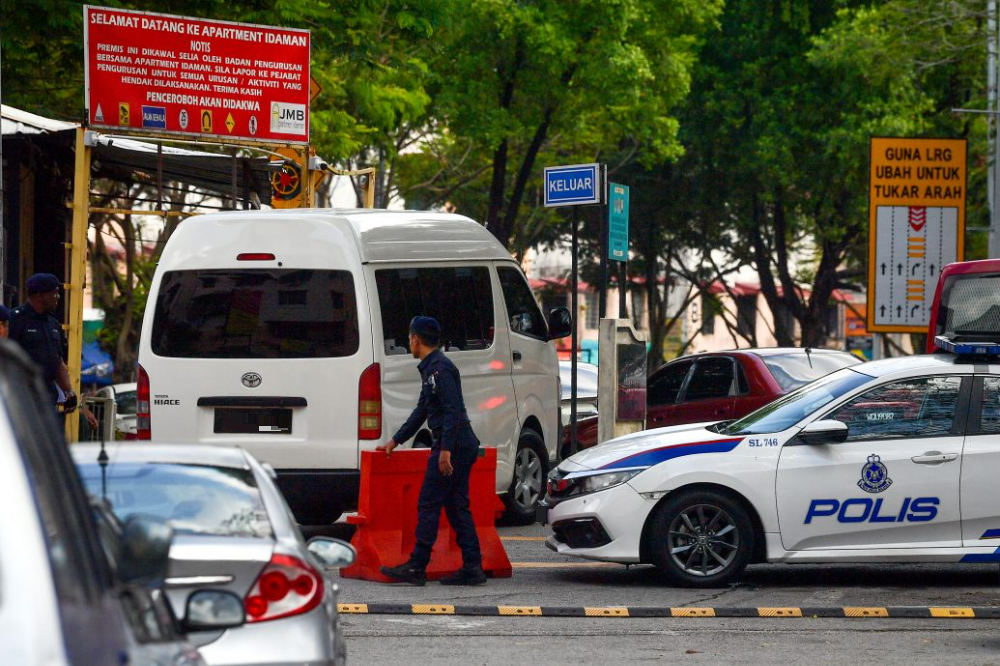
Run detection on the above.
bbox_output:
[512,350,522,361]
[911,452,958,464]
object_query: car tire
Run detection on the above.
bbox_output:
[500,430,549,526]
[648,489,753,588]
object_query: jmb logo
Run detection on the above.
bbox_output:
[279,107,304,121]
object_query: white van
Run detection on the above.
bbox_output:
[137,209,572,525]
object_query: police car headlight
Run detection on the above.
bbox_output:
[550,468,646,499]
[580,469,644,494]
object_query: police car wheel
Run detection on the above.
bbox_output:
[649,490,753,588]
[501,430,549,526]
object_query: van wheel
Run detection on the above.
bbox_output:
[647,490,753,588]
[501,430,548,526]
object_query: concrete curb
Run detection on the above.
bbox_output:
[339,603,1000,619]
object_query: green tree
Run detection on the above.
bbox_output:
[397,0,721,249]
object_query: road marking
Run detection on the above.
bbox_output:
[501,536,548,541]
[412,604,455,615]
[338,604,369,614]
[344,603,1000,619]
[585,607,629,617]
[757,608,803,617]
[844,607,889,618]
[510,561,620,568]
[498,606,542,616]
[930,607,975,618]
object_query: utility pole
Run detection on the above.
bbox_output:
[990,0,999,257]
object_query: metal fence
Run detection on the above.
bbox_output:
[79,395,117,443]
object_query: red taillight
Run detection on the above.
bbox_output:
[136,364,151,440]
[245,554,323,623]
[237,253,276,261]
[358,363,382,440]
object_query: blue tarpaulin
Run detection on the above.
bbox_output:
[80,341,114,387]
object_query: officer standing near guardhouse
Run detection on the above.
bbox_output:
[377,316,486,586]
[8,274,77,414]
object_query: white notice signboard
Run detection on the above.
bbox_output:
[872,206,958,328]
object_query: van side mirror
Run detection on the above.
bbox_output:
[792,420,849,446]
[307,537,357,568]
[118,515,173,587]
[182,590,246,632]
[547,307,572,341]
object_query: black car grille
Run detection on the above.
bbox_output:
[551,518,612,549]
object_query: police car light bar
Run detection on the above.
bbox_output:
[934,335,1000,356]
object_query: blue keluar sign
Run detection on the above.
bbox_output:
[543,163,601,207]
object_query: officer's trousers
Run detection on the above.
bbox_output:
[409,443,483,570]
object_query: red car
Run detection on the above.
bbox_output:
[564,348,863,456]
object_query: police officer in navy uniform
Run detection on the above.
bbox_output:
[9,274,77,414]
[378,316,486,586]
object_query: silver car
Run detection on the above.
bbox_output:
[74,443,355,666]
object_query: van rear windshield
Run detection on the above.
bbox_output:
[151,269,359,358]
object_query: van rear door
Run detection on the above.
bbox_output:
[145,267,372,472]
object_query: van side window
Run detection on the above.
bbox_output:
[376,267,495,355]
[497,266,548,340]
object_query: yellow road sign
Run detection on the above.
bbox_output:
[225,112,236,133]
[867,137,966,333]
[310,76,322,104]
[118,103,130,126]
[201,109,212,133]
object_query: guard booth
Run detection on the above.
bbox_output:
[597,319,647,444]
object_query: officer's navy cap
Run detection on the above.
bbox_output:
[409,316,441,345]
[0,305,8,322]
[26,273,61,295]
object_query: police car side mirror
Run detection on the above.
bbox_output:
[547,307,572,341]
[793,420,849,446]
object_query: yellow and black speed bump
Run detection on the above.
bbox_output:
[339,603,1000,619]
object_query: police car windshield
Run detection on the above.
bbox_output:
[713,369,870,436]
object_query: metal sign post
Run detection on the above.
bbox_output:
[544,163,602,456]
[867,137,967,334]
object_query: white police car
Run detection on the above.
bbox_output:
[545,347,1000,587]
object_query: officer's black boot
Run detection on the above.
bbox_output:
[439,566,487,586]
[380,561,427,586]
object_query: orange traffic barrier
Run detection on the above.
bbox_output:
[341,448,513,582]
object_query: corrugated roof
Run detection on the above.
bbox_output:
[1,104,77,135]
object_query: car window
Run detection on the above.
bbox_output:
[497,266,548,340]
[648,361,692,406]
[980,377,1000,433]
[78,462,272,538]
[115,391,137,415]
[684,358,734,401]
[375,266,495,355]
[716,368,870,436]
[151,269,360,358]
[824,376,962,441]
[760,352,862,392]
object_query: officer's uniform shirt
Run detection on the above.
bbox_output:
[8,303,64,396]
[393,349,477,452]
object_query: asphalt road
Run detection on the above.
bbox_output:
[328,523,1000,666]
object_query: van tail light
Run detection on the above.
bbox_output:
[136,364,151,440]
[244,553,323,623]
[358,362,382,440]
[237,253,276,261]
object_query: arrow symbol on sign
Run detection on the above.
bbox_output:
[881,263,886,275]
[880,305,886,317]
[930,264,936,276]
[911,262,921,275]
[897,305,903,318]
[911,305,920,317]
[897,263,903,276]
[909,207,927,231]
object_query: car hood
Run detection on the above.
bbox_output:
[558,421,742,472]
